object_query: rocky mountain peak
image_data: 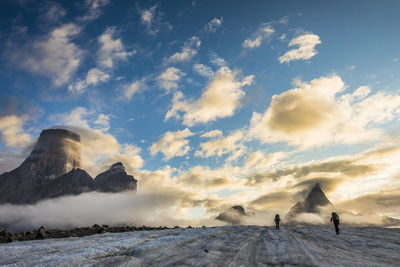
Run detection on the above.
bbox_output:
[24,128,82,179]
[286,183,334,220]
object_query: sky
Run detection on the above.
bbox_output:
[0,0,400,223]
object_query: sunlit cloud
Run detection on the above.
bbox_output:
[243,24,274,49]
[249,75,400,148]
[204,17,223,33]
[166,67,254,126]
[165,36,201,64]
[5,23,83,87]
[279,33,321,63]
[150,128,194,161]
[139,3,172,35]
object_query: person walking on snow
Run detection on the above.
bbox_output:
[330,212,340,235]
[274,214,281,230]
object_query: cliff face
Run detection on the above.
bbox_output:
[0,128,137,204]
[23,129,82,179]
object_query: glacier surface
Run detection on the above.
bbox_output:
[0,225,399,266]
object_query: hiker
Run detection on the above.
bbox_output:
[274,214,281,230]
[330,212,340,235]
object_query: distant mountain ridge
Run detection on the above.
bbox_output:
[0,128,137,204]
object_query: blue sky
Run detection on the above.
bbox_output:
[1,0,400,221]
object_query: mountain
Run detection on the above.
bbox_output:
[286,183,333,219]
[0,128,137,204]
[94,162,137,193]
[216,205,247,225]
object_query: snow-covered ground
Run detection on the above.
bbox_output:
[1,226,399,266]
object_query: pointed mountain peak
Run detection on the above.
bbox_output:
[304,183,332,211]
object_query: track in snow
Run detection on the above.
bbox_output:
[1,226,399,266]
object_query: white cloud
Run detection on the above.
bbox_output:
[249,75,400,148]
[79,0,110,21]
[0,115,31,148]
[42,3,66,22]
[68,68,110,94]
[139,4,172,35]
[244,151,288,171]
[165,67,254,126]
[210,54,227,67]
[166,36,201,63]
[150,128,194,161]
[279,33,321,63]
[94,114,110,132]
[98,27,135,69]
[243,25,274,49]
[193,64,214,78]
[5,23,83,87]
[204,17,223,33]
[393,57,399,62]
[157,67,186,93]
[123,78,147,100]
[50,107,91,128]
[195,130,246,162]
[200,130,223,138]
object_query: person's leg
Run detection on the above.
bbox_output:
[334,222,339,235]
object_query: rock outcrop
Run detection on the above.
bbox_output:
[0,128,137,204]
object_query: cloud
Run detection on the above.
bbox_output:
[68,68,110,94]
[243,24,274,49]
[244,151,288,172]
[157,67,186,93]
[279,33,321,63]
[93,114,110,132]
[210,54,227,67]
[195,130,246,162]
[249,75,400,148]
[139,3,172,35]
[0,115,32,148]
[150,128,194,161]
[166,36,201,63]
[79,0,110,21]
[193,64,214,78]
[393,57,399,62]
[97,27,135,69]
[200,130,223,139]
[204,17,223,33]
[5,23,83,87]
[166,67,254,126]
[41,2,66,23]
[123,78,148,100]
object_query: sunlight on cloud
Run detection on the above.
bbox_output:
[150,128,194,161]
[68,68,110,94]
[165,67,254,126]
[5,23,83,87]
[195,130,246,162]
[139,3,172,35]
[166,36,201,63]
[0,115,32,148]
[204,17,223,33]
[279,33,321,63]
[157,67,186,93]
[249,74,400,148]
[243,24,274,49]
[98,27,135,69]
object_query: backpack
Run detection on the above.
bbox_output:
[333,213,339,221]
